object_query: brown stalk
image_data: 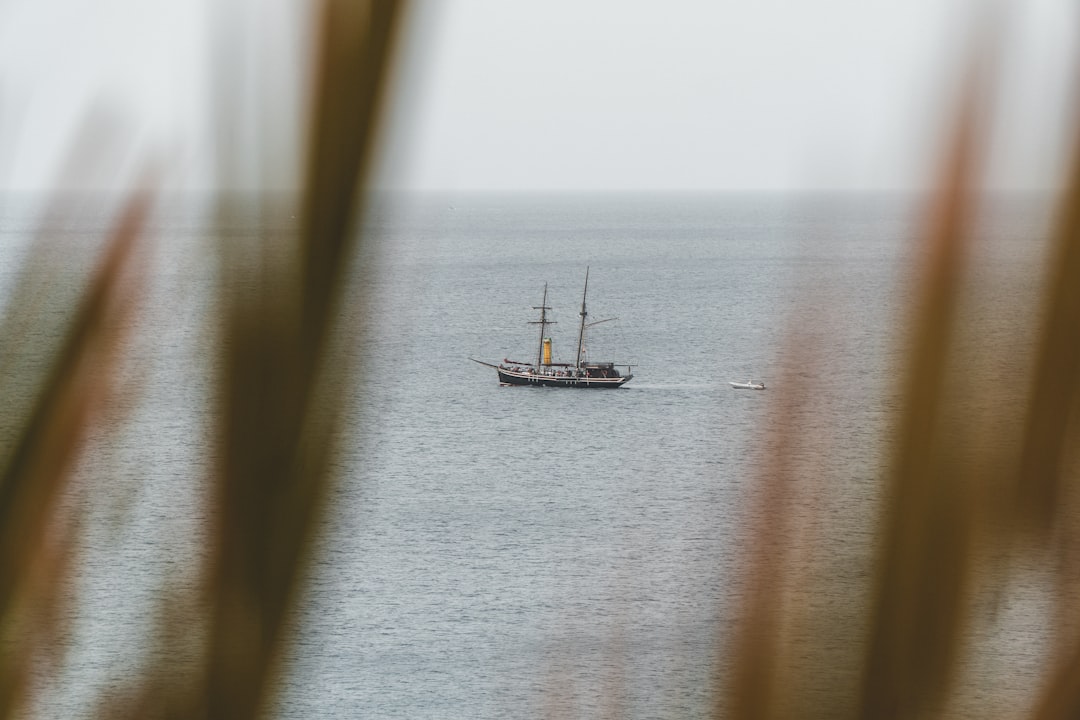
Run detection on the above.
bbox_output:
[0,185,150,716]
[0,119,129,437]
[299,0,403,350]
[198,2,406,718]
[1035,642,1080,720]
[856,76,983,720]
[1023,92,1080,720]
[1014,125,1080,535]
[722,347,814,720]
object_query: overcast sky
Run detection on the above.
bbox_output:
[0,0,1076,193]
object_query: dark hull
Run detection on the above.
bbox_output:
[496,368,631,388]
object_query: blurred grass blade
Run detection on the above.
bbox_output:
[200,2,406,718]
[1035,644,1080,720]
[857,75,982,720]
[0,185,150,716]
[300,0,404,350]
[1025,87,1080,720]
[1014,131,1080,534]
[722,339,816,720]
[0,117,129,428]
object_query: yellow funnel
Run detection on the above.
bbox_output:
[543,337,552,365]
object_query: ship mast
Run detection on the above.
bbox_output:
[575,267,589,374]
[529,283,553,368]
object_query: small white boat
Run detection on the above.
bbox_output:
[730,380,766,390]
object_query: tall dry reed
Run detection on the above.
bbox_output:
[0,1,404,718]
[722,42,1080,720]
[0,184,152,716]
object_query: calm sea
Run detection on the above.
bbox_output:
[0,192,1058,718]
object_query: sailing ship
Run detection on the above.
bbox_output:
[472,268,634,388]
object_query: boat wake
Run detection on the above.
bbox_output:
[624,382,716,391]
